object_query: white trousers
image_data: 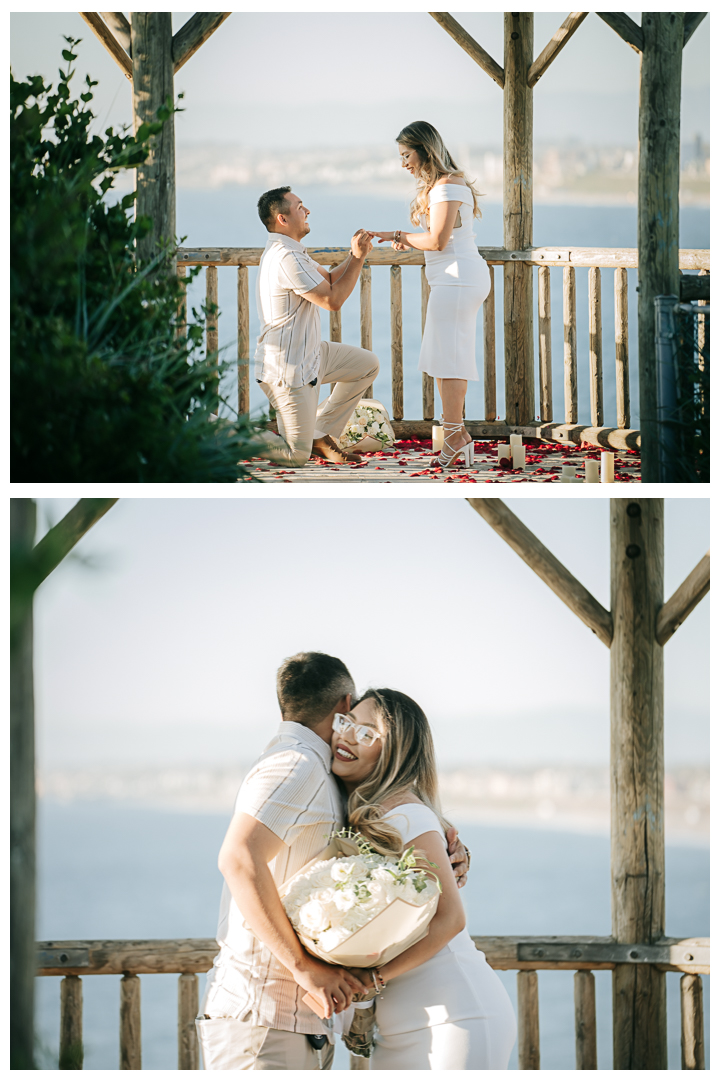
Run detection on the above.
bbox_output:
[195,1015,334,1071]
[256,340,379,467]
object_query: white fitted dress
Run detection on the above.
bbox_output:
[417,185,491,382]
[370,804,516,1070]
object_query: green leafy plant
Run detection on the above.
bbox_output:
[11,39,263,482]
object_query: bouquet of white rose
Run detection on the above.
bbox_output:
[279,831,440,970]
[338,399,395,452]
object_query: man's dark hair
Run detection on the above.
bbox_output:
[276,652,355,727]
[257,186,292,231]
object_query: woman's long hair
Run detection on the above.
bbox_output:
[397,120,484,226]
[346,688,453,857]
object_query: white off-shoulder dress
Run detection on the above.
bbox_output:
[417,184,491,382]
[370,803,516,1071]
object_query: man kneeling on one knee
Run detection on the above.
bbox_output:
[253,187,380,467]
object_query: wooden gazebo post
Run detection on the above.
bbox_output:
[503,11,534,427]
[610,499,666,1067]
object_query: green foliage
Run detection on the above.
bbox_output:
[11,40,262,482]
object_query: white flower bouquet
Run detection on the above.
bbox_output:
[338,399,395,452]
[279,831,440,971]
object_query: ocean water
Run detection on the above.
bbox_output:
[35,799,709,1071]
[175,187,709,430]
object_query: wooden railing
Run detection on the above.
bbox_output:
[37,934,709,1070]
[177,246,709,451]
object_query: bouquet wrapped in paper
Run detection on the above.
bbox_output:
[280,832,440,969]
[337,400,395,452]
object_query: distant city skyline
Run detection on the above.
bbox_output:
[11,12,711,151]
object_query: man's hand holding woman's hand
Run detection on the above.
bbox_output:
[351,229,373,259]
[292,954,366,1018]
[446,827,470,888]
[368,231,410,251]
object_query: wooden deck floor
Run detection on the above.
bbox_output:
[242,439,642,484]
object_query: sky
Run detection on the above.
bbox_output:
[32,496,709,772]
[10,11,711,148]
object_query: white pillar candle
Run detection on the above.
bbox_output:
[561,464,575,477]
[509,433,522,449]
[585,460,600,483]
[559,475,583,483]
[432,425,444,452]
[512,445,526,470]
[601,453,615,483]
[498,443,512,465]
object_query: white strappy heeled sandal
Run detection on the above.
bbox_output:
[434,418,474,468]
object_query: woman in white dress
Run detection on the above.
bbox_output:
[370,122,491,468]
[331,689,516,1070]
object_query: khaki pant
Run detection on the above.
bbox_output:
[196,1015,334,1071]
[256,340,379,467]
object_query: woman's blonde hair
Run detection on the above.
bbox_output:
[397,120,484,226]
[346,688,453,857]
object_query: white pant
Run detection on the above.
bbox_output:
[195,1015,334,1071]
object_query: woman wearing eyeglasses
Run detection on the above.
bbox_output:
[331,690,516,1070]
[369,121,491,469]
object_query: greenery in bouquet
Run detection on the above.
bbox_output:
[338,404,394,449]
[11,39,262,482]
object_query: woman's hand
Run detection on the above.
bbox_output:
[368,231,394,243]
[346,966,375,991]
[391,241,410,251]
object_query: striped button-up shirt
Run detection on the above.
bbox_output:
[203,722,345,1035]
[254,233,325,388]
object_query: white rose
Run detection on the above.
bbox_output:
[331,858,367,885]
[297,899,331,935]
[333,888,357,913]
[317,927,350,952]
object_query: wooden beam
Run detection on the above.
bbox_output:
[30,499,117,591]
[172,13,232,74]
[683,13,707,47]
[78,12,132,79]
[429,13,504,89]
[466,498,614,647]
[528,12,588,88]
[637,13,684,483]
[656,552,709,646]
[100,12,131,56]
[610,499,666,1069]
[596,12,644,54]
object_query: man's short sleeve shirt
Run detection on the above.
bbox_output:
[254,235,325,388]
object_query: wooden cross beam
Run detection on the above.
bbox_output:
[596,12,644,54]
[78,13,232,78]
[683,12,707,46]
[30,499,118,591]
[429,12,505,88]
[656,551,710,646]
[466,498,614,647]
[527,12,588,88]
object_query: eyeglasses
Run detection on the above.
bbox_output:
[332,713,383,747]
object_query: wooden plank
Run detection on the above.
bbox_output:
[614,267,630,428]
[517,970,540,1069]
[29,500,117,590]
[119,974,141,1070]
[172,13,232,73]
[428,12,504,88]
[503,12,535,427]
[329,308,342,343]
[59,975,83,1070]
[563,266,578,423]
[656,552,710,647]
[420,267,434,420]
[684,13,707,47]
[132,13,176,270]
[597,12,644,54]
[359,266,374,399]
[206,265,219,414]
[176,246,710,270]
[679,273,710,302]
[482,264,496,421]
[588,266,603,427]
[538,265,553,421]
[100,12,132,56]
[528,12,589,87]
[237,266,250,415]
[178,973,199,1070]
[610,499,667,1069]
[680,974,705,1069]
[390,265,403,420]
[79,13,132,78]
[574,970,597,1069]
[637,13,684,482]
[176,263,187,342]
[467,499,614,647]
